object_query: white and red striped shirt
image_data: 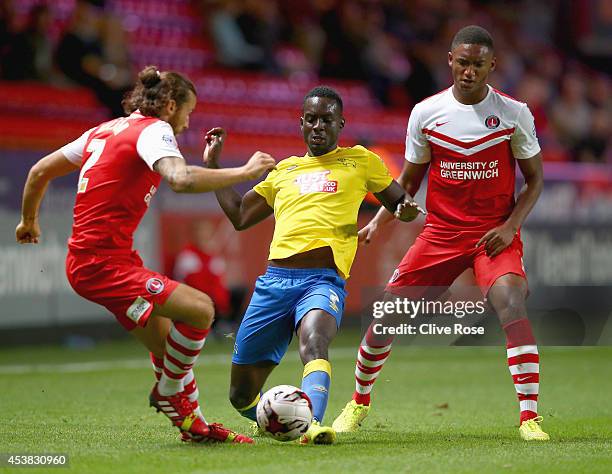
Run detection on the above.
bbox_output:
[406,85,540,231]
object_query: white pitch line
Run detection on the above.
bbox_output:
[0,347,361,375]
[0,358,152,374]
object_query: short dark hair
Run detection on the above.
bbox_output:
[451,25,494,51]
[122,65,196,116]
[303,86,343,113]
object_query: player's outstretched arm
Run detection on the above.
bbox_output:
[374,181,425,222]
[16,150,80,244]
[154,151,275,193]
[360,161,428,244]
[200,127,274,230]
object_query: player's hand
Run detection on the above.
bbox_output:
[16,219,41,244]
[394,197,426,222]
[476,223,516,257]
[242,151,276,180]
[358,222,378,245]
[202,127,227,167]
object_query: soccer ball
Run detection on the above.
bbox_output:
[256,385,313,441]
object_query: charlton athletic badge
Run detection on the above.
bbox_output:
[146,277,165,295]
[485,115,500,129]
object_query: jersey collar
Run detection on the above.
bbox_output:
[304,146,340,159]
[449,84,492,109]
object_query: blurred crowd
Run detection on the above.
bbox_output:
[200,0,611,163]
[0,0,131,116]
[1,0,610,163]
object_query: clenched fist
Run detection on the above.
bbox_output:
[242,151,276,180]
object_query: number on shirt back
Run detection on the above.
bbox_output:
[77,138,105,193]
[76,118,130,193]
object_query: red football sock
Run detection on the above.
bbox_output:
[352,325,394,406]
[158,322,209,396]
[503,318,539,423]
[150,353,163,381]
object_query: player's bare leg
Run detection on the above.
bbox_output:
[137,283,252,443]
[132,314,171,358]
[229,361,276,423]
[298,309,336,421]
[132,315,202,421]
[149,283,213,401]
[133,288,206,410]
[296,309,337,444]
[488,273,549,441]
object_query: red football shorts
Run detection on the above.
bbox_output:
[385,226,526,297]
[66,249,179,331]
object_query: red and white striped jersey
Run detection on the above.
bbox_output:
[60,112,184,252]
[405,85,540,231]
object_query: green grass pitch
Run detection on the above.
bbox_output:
[0,331,610,474]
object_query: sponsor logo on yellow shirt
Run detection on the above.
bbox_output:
[295,171,338,194]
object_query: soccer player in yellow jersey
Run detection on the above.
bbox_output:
[204,86,422,444]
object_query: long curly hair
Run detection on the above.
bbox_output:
[122,66,197,116]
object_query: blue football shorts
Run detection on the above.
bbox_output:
[232,266,346,365]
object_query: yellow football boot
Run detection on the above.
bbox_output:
[249,421,265,437]
[519,416,550,441]
[299,421,336,445]
[331,400,370,433]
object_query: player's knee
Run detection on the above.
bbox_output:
[195,293,215,327]
[494,294,526,324]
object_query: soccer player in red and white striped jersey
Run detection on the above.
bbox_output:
[333,26,549,441]
[16,66,276,444]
